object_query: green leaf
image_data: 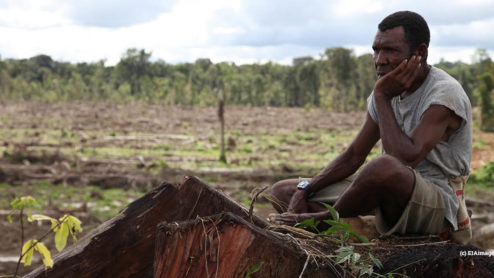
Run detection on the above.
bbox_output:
[295,217,319,232]
[321,226,338,235]
[359,264,373,277]
[336,245,354,254]
[323,219,351,231]
[351,252,361,265]
[55,222,69,251]
[65,215,83,240]
[335,246,354,264]
[7,213,13,224]
[353,234,369,243]
[319,202,339,221]
[20,240,36,266]
[369,253,383,270]
[34,242,53,268]
[245,261,263,278]
[28,214,56,223]
[341,232,351,243]
[51,218,60,230]
[10,199,21,210]
[335,252,352,264]
[11,196,40,210]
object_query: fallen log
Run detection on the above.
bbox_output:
[466,197,494,211]
[25,176,268,278]
[474,223,494,241]
[25,176,494,278]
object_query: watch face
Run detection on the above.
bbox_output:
[297,180,309,189]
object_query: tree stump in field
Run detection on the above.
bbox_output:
[26,176,494,278]
[25,176,268,278]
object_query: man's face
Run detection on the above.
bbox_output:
[372,26,412,79]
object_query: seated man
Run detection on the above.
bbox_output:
[270,11,472,244]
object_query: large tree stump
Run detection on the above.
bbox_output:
[25,176,268,278]
[25,176,494,278]
[154,212,341,278]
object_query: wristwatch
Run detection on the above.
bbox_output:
[297,180,315,198]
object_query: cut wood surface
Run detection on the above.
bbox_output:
[154,212,341,278]
[25,176,268,278]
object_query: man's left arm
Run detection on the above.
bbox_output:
[375,100,461,167]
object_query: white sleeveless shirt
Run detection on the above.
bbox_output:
[367,66,472,230]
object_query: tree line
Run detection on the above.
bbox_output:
[0,47,493,116]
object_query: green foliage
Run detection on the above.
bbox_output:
[334,246,385,277]
[7,195,83,275]
[245,262,263,278]
[296,203,369,244]
[219,154,227,164]
[0,47,376,111]
[470,161,494,184]
[294,203,384,276]
[7,196,41,223]
[3,47,490,113]
[296,217,322,233]
[20,240,53,268]
[475,72,494,132]
[9,196,40,210]
[294,203,426,277]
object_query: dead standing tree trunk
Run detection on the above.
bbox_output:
[218,91,226,164]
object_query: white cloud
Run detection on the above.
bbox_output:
[330,0,384,18]
[433,18,494,48]
[0,0,69,28]
[0,0,493,65]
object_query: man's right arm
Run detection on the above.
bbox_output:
[310,112,381,190]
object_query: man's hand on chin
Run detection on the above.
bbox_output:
[374,55,422,99]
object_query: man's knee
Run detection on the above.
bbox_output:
[360,154,407,183]
[352,155,413,196]
[270,179,296,200]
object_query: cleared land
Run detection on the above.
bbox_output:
[1,101,493,275]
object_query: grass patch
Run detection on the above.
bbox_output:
[1,182,145,221]
[473,135,491,150]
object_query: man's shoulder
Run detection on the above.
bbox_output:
[428,66,463,90]
[425,67,468,100]
[422,66,472,119]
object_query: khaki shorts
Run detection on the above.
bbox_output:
[307,170,449,235]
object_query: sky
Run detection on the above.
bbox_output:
[0,0,493,66]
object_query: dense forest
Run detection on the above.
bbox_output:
[0,47,493,114]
